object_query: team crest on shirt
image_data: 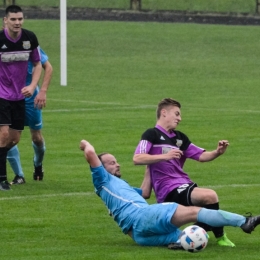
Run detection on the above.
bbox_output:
[23,41,31,49]
[176,139,183,148]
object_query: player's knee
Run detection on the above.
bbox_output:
[206,190,218,203]
[0,130,9,141]
[31,133,44,146]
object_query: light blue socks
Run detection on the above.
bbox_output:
[32,141,46,167]
[198,208,246,228]
[7,145,24,177]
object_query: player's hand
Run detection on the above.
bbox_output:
[80,140,88,151]
[34,91,47,109]
[165,149,183,160]
[216,140,229,155]
[21,85,35,97]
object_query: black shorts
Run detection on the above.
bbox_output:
[0,98,25,131]
[164,183,198,206]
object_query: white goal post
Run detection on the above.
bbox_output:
[60,0,67,86]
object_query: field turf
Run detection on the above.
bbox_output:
[1,19,260,259]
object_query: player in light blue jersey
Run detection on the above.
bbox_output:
[7,48,53,184]
[80,139,260,248]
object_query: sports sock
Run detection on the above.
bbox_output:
[197,208,246,228]
[6,145,24,177]
[194,202,224,238]
[207,203,225,238]
[32,141,46,167]
[193,203,220,233]
[0,147,8,182]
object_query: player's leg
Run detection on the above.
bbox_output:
[172,204,260,234]
[6,99,26,185]
[0,125,10,190]
[0,99,12,190]
[164,184,214,232]
[191,187,235,246]
[6,128,23,185]
[131,203,182,246]
[25,95,45,181]
[166,184,234,247]
[7,145,25,184]
[30,129,45,180]
[0,99,24,190]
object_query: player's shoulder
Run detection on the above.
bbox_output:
[141,127,159,142]
[0,29,5,39]
[143,127,157,134]
[174,129,189,138]
[22,28,36,36]
[142,127,158,137]
[40,48,49,63]
[21,28,38,41]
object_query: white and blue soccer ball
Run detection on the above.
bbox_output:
[180,225,208,253]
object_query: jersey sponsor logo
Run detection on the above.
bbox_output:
[160,136,165,140]
[176,139,183,147]
[1,52,30,62]
[177,184,189,193]
[23,41,31,49]
[1,44,7,49]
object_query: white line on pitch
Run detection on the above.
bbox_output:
[0,192,94,201]
[1,183,260,201]
[43,105,156,113]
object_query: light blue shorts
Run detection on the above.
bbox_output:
[24,88,43,130]
[131,203,181,246]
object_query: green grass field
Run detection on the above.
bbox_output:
[1,19,260,259]
[13,0,257,13]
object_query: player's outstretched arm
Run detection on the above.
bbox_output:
[79,140,101,168]
[199,140,229,162]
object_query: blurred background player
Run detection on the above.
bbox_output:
[7,48,53,184]
[0,5,42,190]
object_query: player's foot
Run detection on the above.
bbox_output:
[168,242,184,250]
[0,180,11,191]
[240,213,260,234]
[10,176,26,185]
[216,233,235,247]
[33,164,44,181]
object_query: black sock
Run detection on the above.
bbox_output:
[0,147,8,182]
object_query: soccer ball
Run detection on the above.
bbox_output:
[180,225,208,253]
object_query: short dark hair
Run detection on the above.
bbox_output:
[98,152,108,164]
[156,98,181,119]
[5,5,23,16]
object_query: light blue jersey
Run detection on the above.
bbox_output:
[25,48,48,101]
[91,165,181,246]
[24,48,48,130]
[92,165,148,234]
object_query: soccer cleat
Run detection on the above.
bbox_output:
[240,213,260,234]
[0,180,11,191]
[168,242,184,250]
[33,164,44,181]
[10,176,26,185]
[216,233,235,247]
